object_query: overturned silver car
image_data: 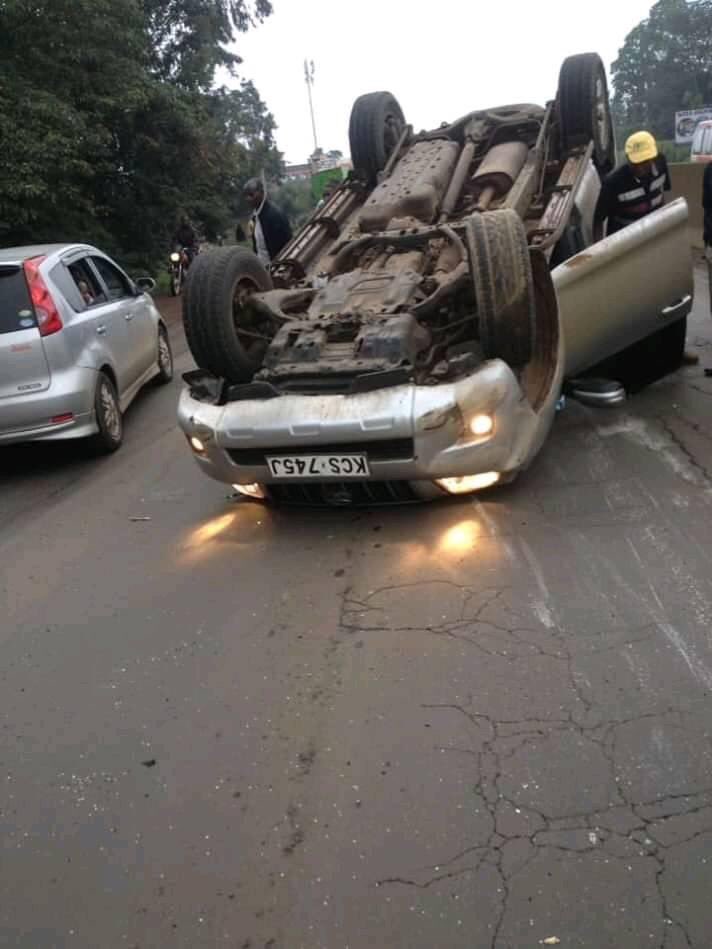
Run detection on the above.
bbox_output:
[178,52,693,504]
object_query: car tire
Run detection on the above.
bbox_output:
[89,371,123,454]
[182,246,274,384]
[466,209,536,368]
[349,91,406,185]
[558,52,615,176]
[155,324,174,385]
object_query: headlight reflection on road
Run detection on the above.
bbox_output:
[179,502,271,564]
[185,512,237,549]
[401,518,482,569]
[439,520,481,555]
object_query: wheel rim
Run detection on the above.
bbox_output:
[594,75,610,154]
[158,332,172,374]
[383,112,404,157]
[100,381,120,440]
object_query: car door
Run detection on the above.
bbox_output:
[89,255,156,391]
[553,198,694,377]
[59,252,136,396]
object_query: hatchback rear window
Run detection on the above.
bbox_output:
[0,265,37,335]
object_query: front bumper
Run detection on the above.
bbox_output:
[178,360,558,493]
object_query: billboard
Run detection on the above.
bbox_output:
[675,107,712,144]
[311,167,345,203]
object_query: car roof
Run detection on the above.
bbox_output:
[0,243,93,265]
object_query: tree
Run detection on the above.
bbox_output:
[0,0,281,269]
[612,0,712,142]
[144,0,272,90]
[0,0,148,245]
[272,179,317,230]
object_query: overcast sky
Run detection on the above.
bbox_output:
[229,0,654,165]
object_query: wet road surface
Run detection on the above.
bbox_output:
[2,276,712,948]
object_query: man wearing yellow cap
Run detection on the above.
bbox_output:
[594,131,670,237]
[594,130,698,366]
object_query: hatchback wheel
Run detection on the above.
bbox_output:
[89,371,123,454]
[155,324,174,384]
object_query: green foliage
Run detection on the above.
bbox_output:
[612,0,712,145]
[658,140,693,163]
[0,0,280,270]
[272,179,318,230]
[144,0,272,90]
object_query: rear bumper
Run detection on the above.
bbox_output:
[0,366,98,445]
[177,360,558,489]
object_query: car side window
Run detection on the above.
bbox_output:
[91,256,133,301]
[50,263,85,312]
[66,259,105,309]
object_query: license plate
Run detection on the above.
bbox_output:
[267,454,370,479]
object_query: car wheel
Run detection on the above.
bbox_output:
[182,246,274,384]
[155,324,174,384]
[466,209,536,368]
[558,52,615,176]
[349,91,406,185]
[89,371,123,454]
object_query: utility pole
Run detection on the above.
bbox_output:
[304,59,319,155]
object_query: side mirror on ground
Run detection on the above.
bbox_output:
[134,276,156,294]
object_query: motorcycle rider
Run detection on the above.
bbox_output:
[172,214,199,266]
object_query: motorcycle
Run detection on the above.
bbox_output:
[169,246,194,296]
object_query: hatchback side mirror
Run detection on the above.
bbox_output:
[135,276,156,294]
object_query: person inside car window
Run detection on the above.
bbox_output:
[77,280,94,306]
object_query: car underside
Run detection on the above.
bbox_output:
[178,52,694,504]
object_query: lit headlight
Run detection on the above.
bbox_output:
[469,413,494,437]
[436,472,500,495]
[189,435,205,453]
[170,252,181,263]
[233,483,266,500]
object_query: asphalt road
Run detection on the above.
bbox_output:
[2,275,712,949]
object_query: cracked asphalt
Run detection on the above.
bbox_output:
[2,270,712,948]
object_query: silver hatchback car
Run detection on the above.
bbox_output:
[0,243,173,452]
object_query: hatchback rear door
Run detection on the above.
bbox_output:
[0,263,51,401]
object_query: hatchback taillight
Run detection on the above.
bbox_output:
[23,256,63,337]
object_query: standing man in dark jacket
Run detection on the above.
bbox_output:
[594,130,697,366]
[704,160,712,251]
[243,178,292,266]
[704,161,712,317]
